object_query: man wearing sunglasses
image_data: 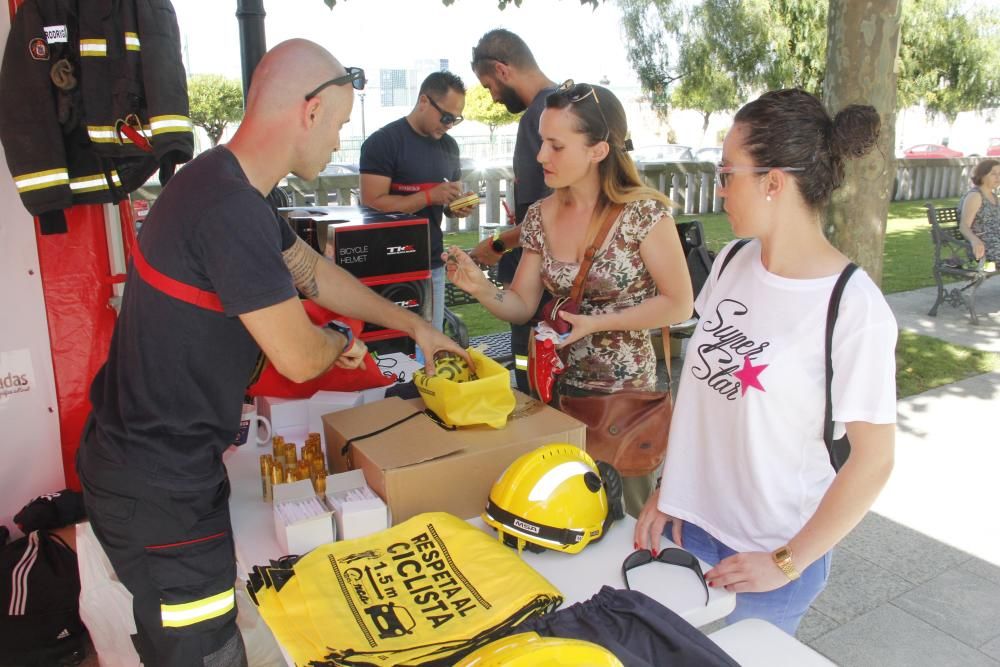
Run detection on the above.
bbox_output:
[360,71,475,332]
[77,40,468,667]
[468,29,557,392]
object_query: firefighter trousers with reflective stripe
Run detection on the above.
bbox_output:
[77,437,246,667]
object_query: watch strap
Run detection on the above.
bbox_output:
[772,546,801,581]
[327,320,354,353]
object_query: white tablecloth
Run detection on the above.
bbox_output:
[224,440,735,629]
[709,618,835,665]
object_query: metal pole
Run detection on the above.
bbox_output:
[236,0,267,102]
[103,203,126,313]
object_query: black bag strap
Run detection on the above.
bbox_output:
[717,238,751,279]
[823,263,859,471]
[693,238,750,320]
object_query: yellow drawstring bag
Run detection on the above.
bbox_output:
[413,349,515,429]
[248,512,562,666]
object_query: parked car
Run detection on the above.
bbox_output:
[631,144,694,163]
[694,146,722,163]
[318,162,359,178]
[987,138,1000,157]
[902,144,964,159]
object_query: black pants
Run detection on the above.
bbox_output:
[78,434,246,667]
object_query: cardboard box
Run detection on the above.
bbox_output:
[325,470,389,540]
[322,391,586,524]
[272,479,335,554]
[308,391,364,448]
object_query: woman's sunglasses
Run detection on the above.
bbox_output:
[557,79,610,143]
[426,95,463,127]
[715,164,805,188]
[621,548,709,606]
[304,67,367,101]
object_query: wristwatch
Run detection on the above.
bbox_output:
[327,320,354,352]
[772,545,801,581]
[490,237,506,254]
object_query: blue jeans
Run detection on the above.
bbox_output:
[674,521,832,635]
[431,265,445,332]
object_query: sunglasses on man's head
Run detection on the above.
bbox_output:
[556,79,610,143]
[426,95,463,127]
[304,67,366,101]
[715,163,805,188]
[621,548,709,606]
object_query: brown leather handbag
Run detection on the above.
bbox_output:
[543,203,672,476]
[559,385,671,477]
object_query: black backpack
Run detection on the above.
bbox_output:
[0,530,87,666]
[716,239,857,471]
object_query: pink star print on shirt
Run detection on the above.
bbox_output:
[733,355,768,396]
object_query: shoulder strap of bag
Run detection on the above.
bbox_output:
[824,263,859,471]
[717,238,751,279]
[569,204,625,302]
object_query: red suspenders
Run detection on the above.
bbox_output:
[130,242,224,313]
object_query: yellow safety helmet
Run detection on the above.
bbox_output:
[482,444,624,554]
[455,632,624,667]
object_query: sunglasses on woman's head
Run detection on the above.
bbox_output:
[304,67,366,101]
[621,547,709,606]
[556,79,610,143]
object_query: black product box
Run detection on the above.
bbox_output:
[282,206,430,281]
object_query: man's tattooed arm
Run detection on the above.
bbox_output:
[493,288,505,303]
[282,237,321,299]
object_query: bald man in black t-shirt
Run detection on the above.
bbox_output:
[78,40,467,667]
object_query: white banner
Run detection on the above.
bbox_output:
[0,9,65,537]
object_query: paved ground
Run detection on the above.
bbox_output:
[794,279,1000,665]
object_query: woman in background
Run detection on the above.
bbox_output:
[958,158,1000,262]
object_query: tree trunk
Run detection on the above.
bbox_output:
[823,0,901,286]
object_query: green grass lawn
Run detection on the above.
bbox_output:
[443,198,997,398]
[671,197,962,294]
[895,330,998,398]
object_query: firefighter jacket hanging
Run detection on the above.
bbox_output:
[0,0,194,217]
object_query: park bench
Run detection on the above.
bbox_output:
[925,203,1000,325]
[441,219,714,363]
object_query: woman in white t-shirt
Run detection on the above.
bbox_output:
[634,89,897,635]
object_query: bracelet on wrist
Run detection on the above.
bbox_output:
[424,190,432,206]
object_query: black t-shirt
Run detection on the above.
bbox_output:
[359,117,460,268]
[501,86,557,285]
[512,87,555,223]
[84,146,298,490]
